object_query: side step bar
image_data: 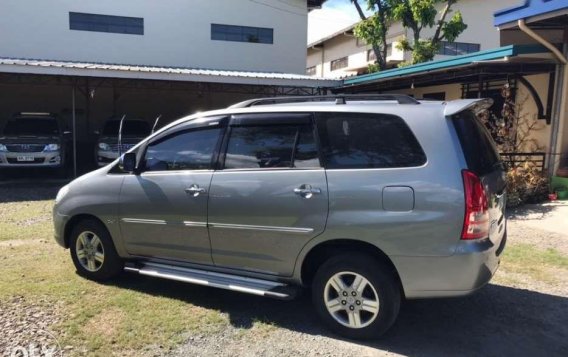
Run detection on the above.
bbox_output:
[124,262,298,300]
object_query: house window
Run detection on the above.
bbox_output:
[386,43,393,57]
[69,12,144,35]
[306,66,317,76]
[438,41,480,56]
[331,57,348,71]
[422,92,446,100]
[367,49,376,62]
[211,24,273,44]
[367,44,392,62]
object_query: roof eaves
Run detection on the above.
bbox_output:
[307,22,358,48]
[494,0,568,27]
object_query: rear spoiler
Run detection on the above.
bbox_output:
[444,99,494,117]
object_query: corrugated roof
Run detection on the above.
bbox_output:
[343,45,549,86]
[0,57,341,87]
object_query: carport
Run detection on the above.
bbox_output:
[0,58,340,177]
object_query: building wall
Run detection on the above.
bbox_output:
[307,24,405,78]
[384,73,553,153]
[307,0,523,77]
[0,0,308,73]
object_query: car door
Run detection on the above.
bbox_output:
[119,116,226,264]
[207,113,328,276]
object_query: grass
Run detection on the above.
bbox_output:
[499,243,568,284]
[0,198,228,356]
[1,194,567,355]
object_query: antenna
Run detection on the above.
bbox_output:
[151,114,162,134]
[117,114,126,157]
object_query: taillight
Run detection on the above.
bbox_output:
[461,170,489,240]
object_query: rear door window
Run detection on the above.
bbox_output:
[223,118,320,169]
[316,112,426,169]
[452,110,501,175]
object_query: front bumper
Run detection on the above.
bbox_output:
[0,151,62,167]
[96,150,119,166]
[53,209,70,248]
[393,230,507,299]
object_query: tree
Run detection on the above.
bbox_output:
[351,0,468,71]
[351,1,391,71]
[392,0,467,65]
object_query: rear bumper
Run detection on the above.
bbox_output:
[0,152,63,167]
[393,231,506,299]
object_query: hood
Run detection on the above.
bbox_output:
[98,136,144,144]
[0,136,60,144]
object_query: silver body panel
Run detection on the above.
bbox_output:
[53,100,505,299]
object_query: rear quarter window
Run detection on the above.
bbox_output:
[452,110,501,175]
[316,112,426,169]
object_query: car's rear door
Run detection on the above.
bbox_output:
[452,109,507,245]
[207,113,328,276]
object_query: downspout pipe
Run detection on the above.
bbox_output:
[518,19,568,176]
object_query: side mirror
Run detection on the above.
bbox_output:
[93,130,100,135]
[120,152,137,173]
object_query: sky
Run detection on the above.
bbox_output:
[307,0,372,44]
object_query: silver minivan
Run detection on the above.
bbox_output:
[53,95,507,339]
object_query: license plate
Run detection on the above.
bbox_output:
[16,156,35,162]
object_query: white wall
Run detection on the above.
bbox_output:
[0,0,308,73]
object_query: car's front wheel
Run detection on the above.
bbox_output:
[312,253,401,339]
[69,219,123,281]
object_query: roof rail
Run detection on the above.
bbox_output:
[229,94,420,108]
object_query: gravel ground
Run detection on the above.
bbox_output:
[0,296,67,357]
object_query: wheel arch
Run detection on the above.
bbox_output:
[63,214,106,248]
[300,239,404,297]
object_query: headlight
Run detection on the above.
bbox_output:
[98,142,110,151]
[0,144,7,152]
[44,143,60,152]
[55,185,69,204]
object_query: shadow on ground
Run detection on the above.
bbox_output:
[109,274,568,356]
[0,182,62,202]
[507,203,560,220]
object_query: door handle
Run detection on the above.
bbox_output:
[185,184,207,197]
[294,184,321,199]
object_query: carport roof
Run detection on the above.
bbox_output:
[342,44,552,88]
[0,57,341,88]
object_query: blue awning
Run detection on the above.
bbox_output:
[494,0,568,27]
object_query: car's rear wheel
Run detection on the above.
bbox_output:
[69,219,123,281]
[312,254,400,339]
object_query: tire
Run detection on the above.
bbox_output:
[312,253,401,339]
[69,219,123,281]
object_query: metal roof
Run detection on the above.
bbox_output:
[494,0,568,27]
[0,57,341,88]
[343,45,549,86]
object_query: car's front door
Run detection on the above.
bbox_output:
[119,117,226,263]
[207,113,328,276]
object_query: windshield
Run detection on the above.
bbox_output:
[102,120,150,137]
[3,118,59,136]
